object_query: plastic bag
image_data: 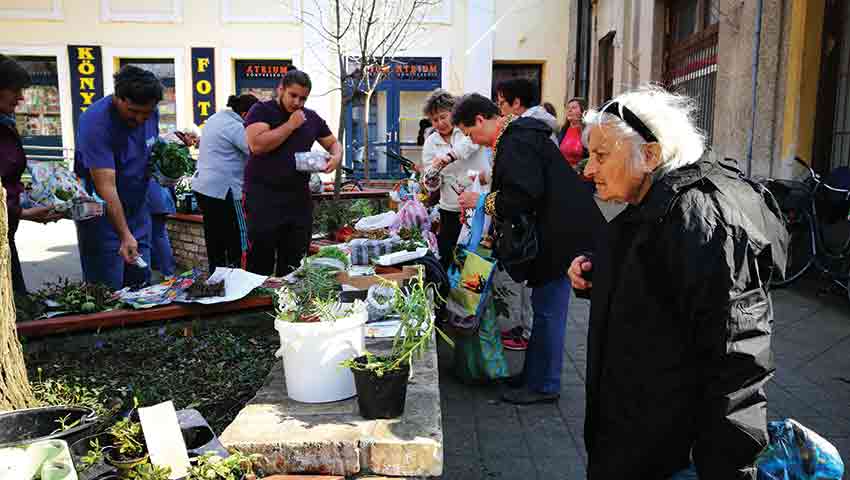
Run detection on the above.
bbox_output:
[348,236,400,266]
[756,418,845,480]
[457,171,490,245]
[366,284,395,322]
[26,161,90,213]
[354,211,398,232]
[295,151,329,172]
[309,173,323,193]
[393,199,431,233]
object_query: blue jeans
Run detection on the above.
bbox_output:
[669,466,698,479]
[151,214,175,276]
[526,276,571,394]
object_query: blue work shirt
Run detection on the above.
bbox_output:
[74,95,159,215]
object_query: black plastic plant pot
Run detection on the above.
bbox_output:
[181,425,215,451]
[0,406,98,448]
[351,356,410,420]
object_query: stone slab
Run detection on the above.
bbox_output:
[220,336,443,478]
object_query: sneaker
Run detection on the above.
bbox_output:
[502,336,529,351]
[501,326,525,340]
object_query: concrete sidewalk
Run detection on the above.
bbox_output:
[16,219,82,290]
[439,283,850,479]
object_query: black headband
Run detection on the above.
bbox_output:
[600,101,658,143]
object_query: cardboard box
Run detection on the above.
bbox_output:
[335,265,421,290]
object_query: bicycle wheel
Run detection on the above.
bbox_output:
[770,210,815,288]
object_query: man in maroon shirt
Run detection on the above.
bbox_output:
[0,55,62,293]
[244,69,341,276]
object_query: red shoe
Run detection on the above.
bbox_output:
[502,336,528,351]
[501,326,524,340]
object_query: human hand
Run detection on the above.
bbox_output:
[22,206,62,223]
[431,156,449,170]
[118,234,140,265]
[287,110,306,130]
[458,191,480,211]
[324,151,341,174]
[478,171,489,185]
[568,255,593,290]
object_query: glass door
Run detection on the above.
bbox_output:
[347,89,395,179]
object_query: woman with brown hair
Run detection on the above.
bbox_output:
[557,97,589,170]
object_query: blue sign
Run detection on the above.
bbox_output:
[67,45,104,138]
[191,48,216,126]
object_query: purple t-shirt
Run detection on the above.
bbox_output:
[243,100,332,231]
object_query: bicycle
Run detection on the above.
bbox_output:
[759,156,850,299]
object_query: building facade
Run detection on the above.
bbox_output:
[565,0,850,179]
[1,0,571,179]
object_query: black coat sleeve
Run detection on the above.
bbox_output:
[491,135,545,220]
[667,193,770,480]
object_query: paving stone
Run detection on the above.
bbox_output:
[443,455,482,480]
[534,456,587,480]
[481,454,535,479]
[476,414,530,459]
[519,412,582,459]
[556,386,586,418]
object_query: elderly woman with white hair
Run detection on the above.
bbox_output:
[567,86,787,479]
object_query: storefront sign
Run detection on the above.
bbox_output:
[391,57,440,82]
[236,59,293,80]
[67,45,104,136]
[191,48,216,126]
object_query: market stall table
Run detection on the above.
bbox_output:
[220,335,443,478]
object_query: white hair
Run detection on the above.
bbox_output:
[582,84,706,176]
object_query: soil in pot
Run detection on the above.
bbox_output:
[351,355,410,419]
[0,406,97,448]
[105,448,149,473]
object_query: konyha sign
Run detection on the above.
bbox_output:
[67,45,104,137]
[191,48,216,126]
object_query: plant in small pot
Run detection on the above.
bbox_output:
[273,263,369,403]
[342,271,452,419]
[188,451,262,480]
[104,418,148,473]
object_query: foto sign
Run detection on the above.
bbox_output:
[191,48,216,126]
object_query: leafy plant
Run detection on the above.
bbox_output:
[394,226,426,252]
[32,278,121,314]
[188,451,260,480]
[80,438,105,472]
[349,199,376,219]
[31,369,107,416]
[151,141,194,179]
[129,462,171,480]
[313,246,350,269]
[50,413,81,435]
[342,271,452,377]
[108,418,145,460]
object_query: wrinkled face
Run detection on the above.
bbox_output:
[113,96,157,129]
[280,83,309,113]
[428,109,453,136]
[458,115,501,147]
[584,123,652,204]
[566,101,583,124]
[496,93,522,117]
[0,88,25,115]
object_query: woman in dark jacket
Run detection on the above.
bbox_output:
[0,55,61,294]
[568,86,788,479]
[455,93,602,404]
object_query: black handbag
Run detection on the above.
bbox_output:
[493,214,538,282]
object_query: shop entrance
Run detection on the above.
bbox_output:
[11,55,64,162]
[344,57,441,180]
[118,58,177,134]
[233,59,293,101]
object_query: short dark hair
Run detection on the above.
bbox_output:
[452,93,500,127]
[0,54,32,91]
[114,65,164,105]
[567,97,588,112]
[282,69,311,92]
[543,102,558,118]
[227,94,259,115]
[496,78,539,108]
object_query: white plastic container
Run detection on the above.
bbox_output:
[274,303,368,403]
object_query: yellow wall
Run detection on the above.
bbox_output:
[782,0,825,165]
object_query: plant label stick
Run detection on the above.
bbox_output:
[138,401,190,479]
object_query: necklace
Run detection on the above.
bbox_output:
[492,115,515,158]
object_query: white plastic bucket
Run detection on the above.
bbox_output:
[274,303,368,403]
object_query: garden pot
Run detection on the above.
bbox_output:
[105,450,149,473]
[351,356,410,419]
[273,305,368,403]
[0,406,98,448]
[181,425,215,451]
[69,432,118,480]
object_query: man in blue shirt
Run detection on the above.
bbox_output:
[74,66,163,289]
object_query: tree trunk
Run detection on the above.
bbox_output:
[362,90,373,182]
[0,186,35,411]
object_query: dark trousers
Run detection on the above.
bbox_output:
[8,215,26,294]
[195,190,248,274]
[247,222,311,277]
[437,209,462,270]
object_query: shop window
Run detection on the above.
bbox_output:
[119,58,177,134]
[11,55,63,161]
[598,32,615,104]
[234,59,293,101]
[491,63,543,104]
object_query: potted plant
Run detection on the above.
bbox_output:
[342,271,452,419]
[188,451,261,480]
[128,462,171,480]
[104,418,148,473]
[273,263,369,403]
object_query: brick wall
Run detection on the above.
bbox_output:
[166,216,209,271]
